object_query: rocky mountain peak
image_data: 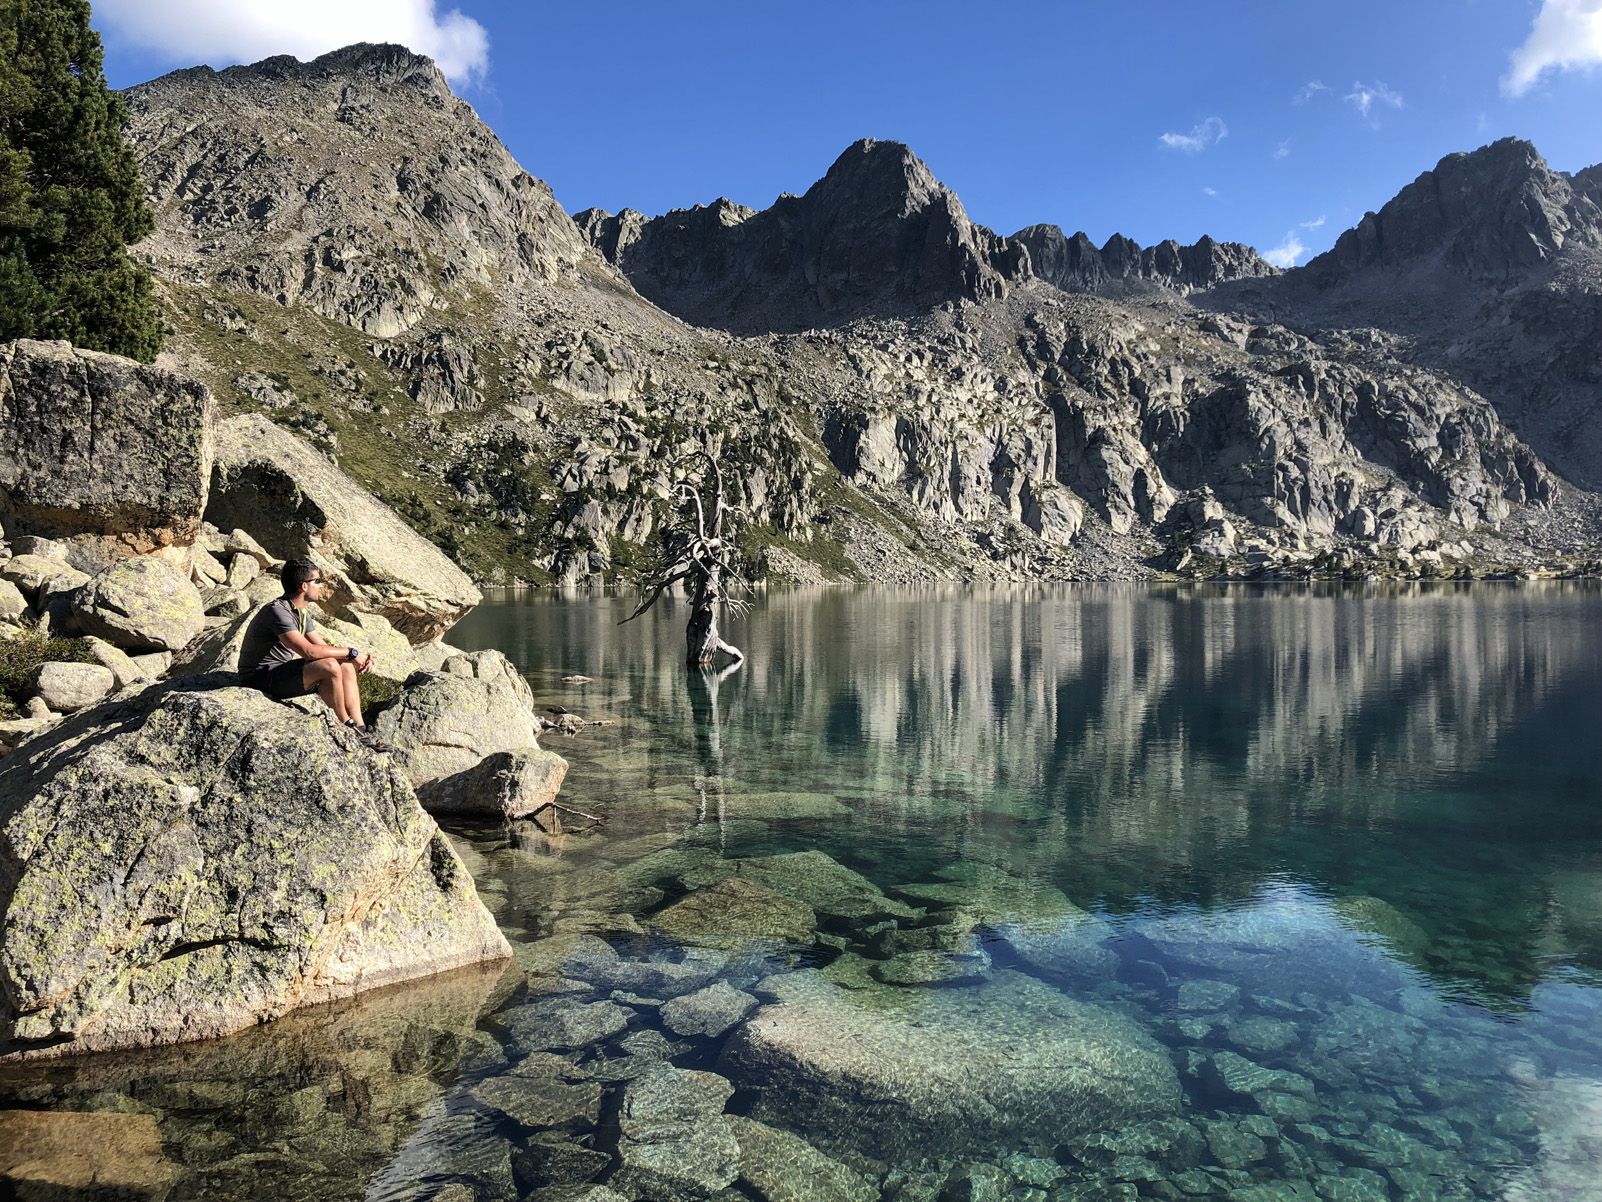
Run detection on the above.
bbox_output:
[577,138,1031,333]
[1309,137,1602,280]
[182,43,453,101]
[808,138,945,218]
[124,44,597,338]
[1014,225,1277,296]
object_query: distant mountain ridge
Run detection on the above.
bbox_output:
[575,139,1031,334]
[1012,225,1276,296]
[1306,137,1602,280]
[575,138,1279,330]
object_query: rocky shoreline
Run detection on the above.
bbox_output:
[0,338,568,1061]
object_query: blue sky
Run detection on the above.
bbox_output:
[98,1,1602,266]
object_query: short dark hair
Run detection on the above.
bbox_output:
[281,557,321,597]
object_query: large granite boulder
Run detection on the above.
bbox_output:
[205,415,480,642]
[0,340,212,566]
[0,681,509,1060]
[376,650,568,816]
[426,748,569,821]
[718,969,1181,1158]
[72,555,206,651]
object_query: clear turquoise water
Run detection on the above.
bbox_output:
[4,584,1601,1201]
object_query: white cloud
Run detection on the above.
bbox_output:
[1273,139,1292,160]
[1299,215,1327,230]
[1263,232,1308,269]
[1202,186,1218,197]
[1293,80,1328,105]
[96,0,490,85]
[1345,80,1404,123]
[1158,117,1228,153]
[1503,0,1602,97]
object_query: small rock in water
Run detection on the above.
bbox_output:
[650,877,817,949]
[1003,1152,1065,1187]
[513,1131,613,1190]
[1224,1015,1299,1055]
[612,1066,740,1201]
[490,997,631,1054]
[1173,978,1242,1013]
[473,1071,601,1129]
[660,981,758,1037]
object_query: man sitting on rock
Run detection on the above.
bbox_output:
[238,557,390,751]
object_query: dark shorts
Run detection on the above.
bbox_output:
[244,660,317,701]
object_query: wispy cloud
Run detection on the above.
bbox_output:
[1293,80,1329,105]
[1299,215,1327,230]
[1202,186,1218,198]
[1159,117,1228,154]
[1263,232,1308,269]
[1345,81,1404,124]
[96,0,491,85]
[1273,139,1293,160]
[1503,0,1602,97]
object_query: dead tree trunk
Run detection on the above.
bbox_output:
[622,452,747,670]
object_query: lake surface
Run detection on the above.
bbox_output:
[4,584,1601,1201]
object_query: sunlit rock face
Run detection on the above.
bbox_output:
[121,47,1591,586]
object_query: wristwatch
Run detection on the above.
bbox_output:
[346,646,359,662]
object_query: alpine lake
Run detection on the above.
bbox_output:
[3,583,1601,1202]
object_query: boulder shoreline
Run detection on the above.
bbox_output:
[0,337,566,1059]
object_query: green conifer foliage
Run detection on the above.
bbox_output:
[0,0,161,360]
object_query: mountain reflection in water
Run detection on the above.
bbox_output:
[4,584,1599,1202]
[473,582,1602,1008]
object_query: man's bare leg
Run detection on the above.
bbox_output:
[338,661,365,727]
[306,660,352,724]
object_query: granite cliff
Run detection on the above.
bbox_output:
[119,47,1600,587]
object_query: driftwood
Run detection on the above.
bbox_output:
[525,799,606,834]
[621,452,748,669]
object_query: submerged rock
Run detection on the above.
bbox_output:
[489,996,631,1054]
[0,1109,178,1195]
[651,877,818,949]
[722,790,851,820]
[660,981,758,1037]
[719,969,1181,1157]
[725,1114,877,1202]
[612,1065,740,1201]
[0,681,509,1060]
[682,850,918,921]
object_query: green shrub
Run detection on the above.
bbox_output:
[0,628,97,713]
[357,672,405,718]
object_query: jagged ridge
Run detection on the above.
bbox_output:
[1014,226,1276,296]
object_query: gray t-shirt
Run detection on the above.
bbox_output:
[239,599,314,675]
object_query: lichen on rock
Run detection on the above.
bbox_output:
[0,679,509,1060]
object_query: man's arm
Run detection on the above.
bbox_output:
[288,629,373,671]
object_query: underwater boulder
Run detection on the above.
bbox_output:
[718,968,1181,1157]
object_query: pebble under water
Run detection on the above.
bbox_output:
[3,584,1601,1202]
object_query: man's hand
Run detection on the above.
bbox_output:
[356,653,374,674]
